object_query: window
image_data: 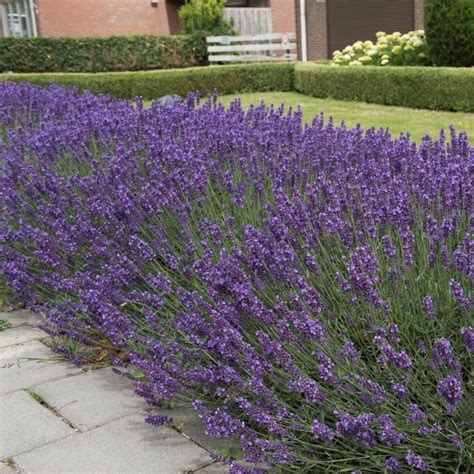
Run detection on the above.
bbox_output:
[1,0,37,37]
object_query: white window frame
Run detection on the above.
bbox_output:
[1,0,37,37]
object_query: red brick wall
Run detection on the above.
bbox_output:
[296,0,328,60]
[269,0,296,34]
[307,0,327,60]
[414,0,424,29]
[35,0,181,37]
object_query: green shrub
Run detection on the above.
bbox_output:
[425,0,474,67]
[295,63,474,112]
[179,0,234,35]
[0,63,295,100]
[333,30,427,66]
[0,35,208,73]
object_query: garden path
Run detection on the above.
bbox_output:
[0,310,229,474]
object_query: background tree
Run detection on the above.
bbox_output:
[424,0,474,67]
[179,0,234,36]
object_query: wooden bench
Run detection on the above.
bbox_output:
[206,32,297,63]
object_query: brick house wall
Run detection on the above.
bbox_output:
[2,0,296,38]
[297,0,424,60]
[35,0,181,37]
[414,0,424,29]
[269,0,296,35]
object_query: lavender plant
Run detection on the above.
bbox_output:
[1,82,472,472]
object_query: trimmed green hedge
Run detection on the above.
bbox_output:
[294,64,474,112]
[2,62,472,112]
[0,63,295,100]
[0,35,207,73]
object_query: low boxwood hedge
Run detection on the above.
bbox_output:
[294,64,474,112]
[0,63,295,100]
[1,62,472,112]
[0,35,207,73]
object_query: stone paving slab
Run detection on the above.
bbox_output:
[14,413,213,473]
[0,390,74,459]
[0,463,16,474]
[194,462,228,473]
[33,367,146,431]
[0,326,43,349]
[0,340,82,395]
[0,310,42,328]
[0,340,51,364]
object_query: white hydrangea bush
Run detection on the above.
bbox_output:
[332,30,427,66]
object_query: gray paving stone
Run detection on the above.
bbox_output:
[0,310,42,328]
[194,462,228,473]
[0,340,51,365]
[0,462,16,474]
[14,413,212,473]
[33,367,145,431]
[0,341,82,395]
[0,390,74,458]
[0,326,43,349]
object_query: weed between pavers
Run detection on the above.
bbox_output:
[1,458,18,471]
[0,318,11,332]
[26,389,81,432]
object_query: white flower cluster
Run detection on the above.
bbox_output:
[332,30,427,67]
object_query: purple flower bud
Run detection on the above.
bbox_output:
[407,403,427,423]
[382,235,397,260]
[431,337,454,368]
[145,414,170,426]
[437,375,463,413]
[460,326,474,352]
[391,381,408,399]
[311,419,335,445]
[422,295,435,318]
[338,341,359,364]
[449,279,470,311]
[450,434,462,450]
[405,450,428,471]
[384,457,401,471]
[417,426,430,437]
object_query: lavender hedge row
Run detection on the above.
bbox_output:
[1,82,473,472]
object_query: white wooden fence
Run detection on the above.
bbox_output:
[223,7,272,36]
[206,32,297,63]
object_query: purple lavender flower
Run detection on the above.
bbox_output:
[381,235,397,260]
[405,450,428,471]
[334,411,376,448]
[460,326,474,352]
[391,381,408,399]
[384,457,401,471]
[1,82,471,472]
[407,404,427,423]
[437,375,463,413]
[449,434,462,449]
[338,341,359,364]
[431,337,454,368]
[422,295,435,318]
[288,378,325,405]
[145,414,170,426]
[449,279,470,311]
[311,419,335,445]
[417,426,430,437]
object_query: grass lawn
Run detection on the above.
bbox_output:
[216,92,474,142]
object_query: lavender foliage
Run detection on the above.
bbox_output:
[1,82,473,472]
